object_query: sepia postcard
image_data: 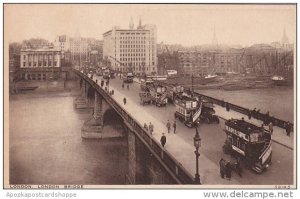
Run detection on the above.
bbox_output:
[3,3,297,190]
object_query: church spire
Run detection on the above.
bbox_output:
[137,16,143,29]
[129,17,134,29]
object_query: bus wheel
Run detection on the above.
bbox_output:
[206,118,210,124]
[214,116,220,124]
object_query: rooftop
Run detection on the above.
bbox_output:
[226,119,263,135]
[21,48,61,52]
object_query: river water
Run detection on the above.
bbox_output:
[9,88,128,185]
[197,87,294,122]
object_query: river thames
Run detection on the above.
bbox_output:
[9,89,128,185]
[197,87,294,122]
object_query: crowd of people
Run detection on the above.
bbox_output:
[248,108,292,136]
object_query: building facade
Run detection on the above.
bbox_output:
[178,50,214,76]
[20,48,61,68]
[54,35,70,52]
[19,48,62,81]
[69,37,89,67]
[103,20,157,75]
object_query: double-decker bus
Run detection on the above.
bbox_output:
[223,119,272,173]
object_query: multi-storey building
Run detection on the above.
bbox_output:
[178,50,214,76]
[19,48,62,81]
[54,35,70,52]
[103,19,157,75]
[20,48,61,68]
[213,49,244,74]
[69,37,89,67]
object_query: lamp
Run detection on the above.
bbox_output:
[193,123,201,184]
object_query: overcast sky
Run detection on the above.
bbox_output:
[4,4,296,46]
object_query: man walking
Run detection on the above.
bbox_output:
[149,122,154,135]
[219,158,226,179]
[160,133,166,147]
[286,122,291,136]
[268,122,273,135]
[173,121,177,134]
[166,120,171,133]
[123,97,127,105]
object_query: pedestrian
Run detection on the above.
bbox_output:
[123,97,127,105]
[219,158,226,179]
[173,121,177,134]
[122,83,124,89]
[160,133,166,147]
[286,122,291,136]
[266,111,270,118]
[235,157,242,177]
[268,122,273,135]
[226,103,230,112]
[166,120,171,133]
[149,122,154,135]
[96,79,98,84]
[225,162,232,180]
[261,124,265,131]
[248,110,252,120]
[144,123,149,131]
[252,108,257,118]
[221,99,225,107]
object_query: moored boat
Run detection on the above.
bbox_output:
[271,76,289,86]
[147,75,168,81]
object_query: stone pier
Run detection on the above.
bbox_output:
[74,79,92,109]
[81,91,124,139]
[81,92,104,139]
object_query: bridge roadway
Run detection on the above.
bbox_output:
[87,72,293,186]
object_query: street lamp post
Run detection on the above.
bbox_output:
[193,123,201,184]
[192,73,194,94]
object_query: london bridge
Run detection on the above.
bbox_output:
[6,4,295,188]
